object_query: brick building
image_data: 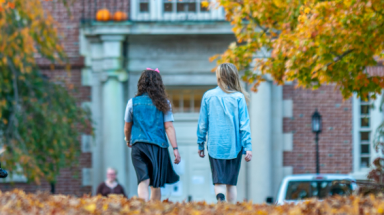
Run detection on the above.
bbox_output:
[0,0,381,203]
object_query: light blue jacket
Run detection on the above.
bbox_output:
[197,87,252,159]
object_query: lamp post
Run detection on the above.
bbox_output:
[311,109,322,174]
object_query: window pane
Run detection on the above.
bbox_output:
[285,182,311,200]
[193,94,201,112]
[177,1,196,12]
[177,3,186,12]
[361,117,370,127]
[183,90,192,112]
[360,157,370,168]
[360,105,369,115]
[361,105,370,114]
[361,144,370,154]
[171,93,181,112]
[164,2,173,12]
[360,131,370,141]
[188,2,196,11]
[194,89,206,112]
[140,3,149,12]
[166,87,212,113]
[200,3,208,12]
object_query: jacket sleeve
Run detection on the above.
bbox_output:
[239,96,252,152]
[196,94,208,150]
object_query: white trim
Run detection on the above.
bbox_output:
[131,0,225,21]
[283,100,293,118]
[81,68,92,86]
[283,166,293,177]
[81,134,92,153]
[283,133,293,151]
[82,168,93,186]
[352,93,383,177]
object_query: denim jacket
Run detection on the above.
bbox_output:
[197,87,252,159]
[131,94,169,148]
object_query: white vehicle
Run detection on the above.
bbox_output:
[268,174,357,205]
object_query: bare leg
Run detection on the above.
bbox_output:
[150,187,161,201]
[226,185,237,203]
[138,179,150,201]
[214,184,227,202]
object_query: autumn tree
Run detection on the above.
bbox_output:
[210,0,384,189]
[213,0,384,99]
[0,0,90,191]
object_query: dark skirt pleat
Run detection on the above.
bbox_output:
[131,142,179,188]
[209,150,242,186]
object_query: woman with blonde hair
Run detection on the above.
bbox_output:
[197,63,252,203]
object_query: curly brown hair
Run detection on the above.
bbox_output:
[136,70,170,113]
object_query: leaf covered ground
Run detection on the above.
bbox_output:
[1,190,384,214]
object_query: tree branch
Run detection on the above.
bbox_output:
[322,49,355,70]
[371,6,384,17]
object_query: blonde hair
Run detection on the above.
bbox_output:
[216,63,249,102]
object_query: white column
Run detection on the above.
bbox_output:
[88,36,104,194]
[249,81,272,203]
[271,85,284,196]
[100,35,128,189]
[352,95,360,175]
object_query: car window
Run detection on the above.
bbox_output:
[285,180,353,200]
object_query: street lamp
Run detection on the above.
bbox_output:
[312,109,322,174]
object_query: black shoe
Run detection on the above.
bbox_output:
[216,193,225,202]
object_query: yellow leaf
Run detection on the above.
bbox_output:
[201,1,209,8]
[378,206,384,213]
[344,0,352,7]
[84,204,96,213]
[102,204,108,211]
[273,0,286,8]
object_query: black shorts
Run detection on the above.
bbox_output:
[131,142,179,188]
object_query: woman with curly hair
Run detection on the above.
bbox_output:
[124,68,181,201]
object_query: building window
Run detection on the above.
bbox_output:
[359,98,371,168]
[163,0,199,13]
[166,87,212,113]
[177,0,196,12]
[164,0,173,12]
[200,3,208,12]
[131,0,224,21]
[139,0,149,12]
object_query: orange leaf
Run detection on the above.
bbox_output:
[7,2,14,9]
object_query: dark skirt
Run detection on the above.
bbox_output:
[209,150,242,186]
[131,142,179,188]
